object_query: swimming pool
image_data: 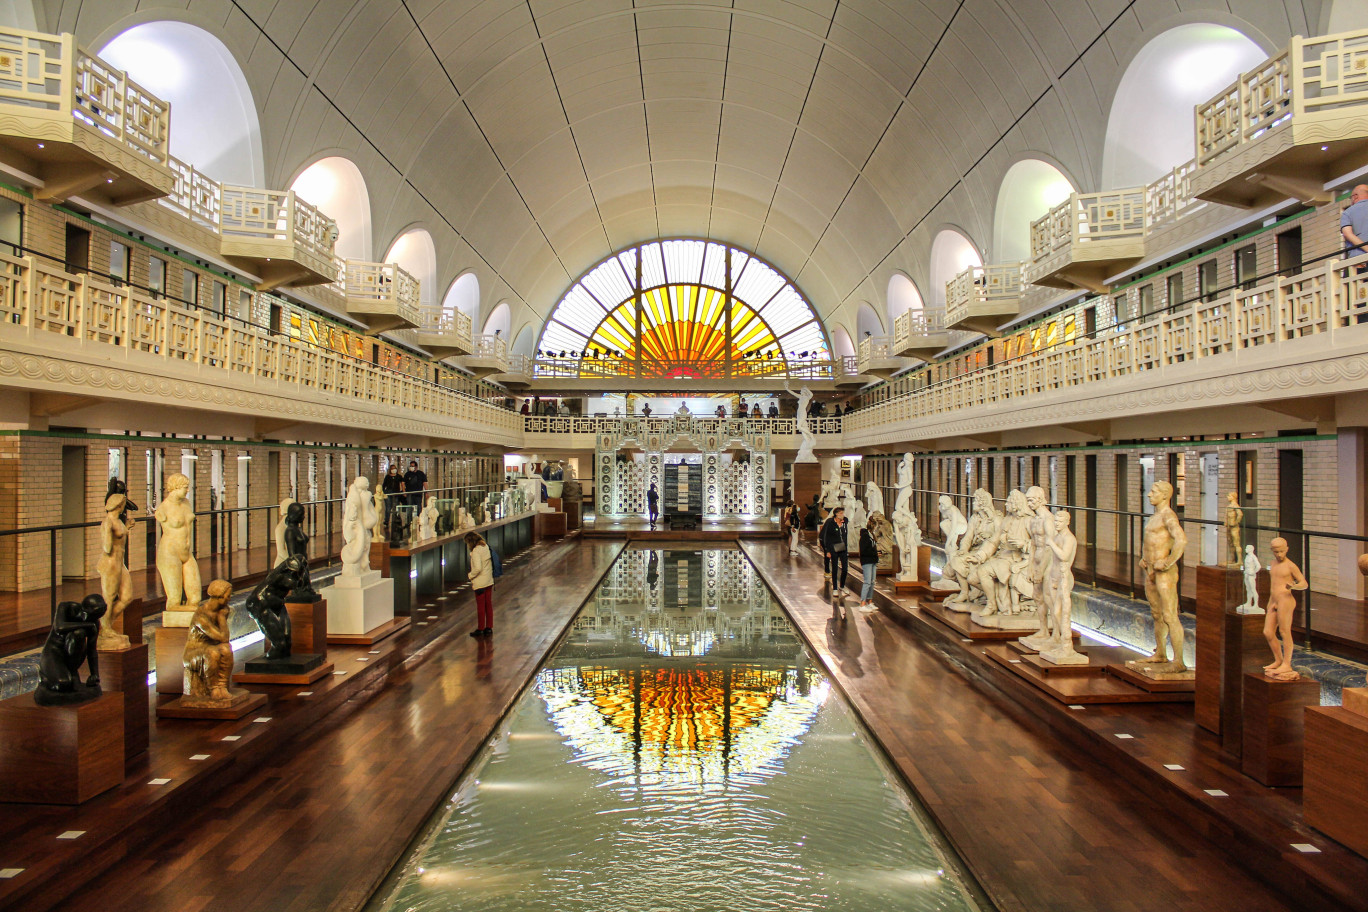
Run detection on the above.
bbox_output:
[367,547,982,912]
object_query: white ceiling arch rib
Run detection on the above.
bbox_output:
[46,0,1316,336]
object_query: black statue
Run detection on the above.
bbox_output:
[282,502,316,600]
[107,477,138,525]
[244,556,303,661]
[35,594,107,706]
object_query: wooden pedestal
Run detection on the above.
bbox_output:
[154,625,189,695]
[158,690,268,721]
[0,692,124,804]
[119,598,144,645]
[96,643,149,762]
[1241,672,1320,786]
[286,599,328,657]
[547,496,563,511]
[535,512,567,539]
[370,540,390,578]
[1195,565,1270,743]
[1305,696,1368,857]
[792,463,821,521]
[327,615,410,646]
[233,660,334,686]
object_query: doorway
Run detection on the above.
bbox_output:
[64,224,90,274]
[1139,455,1157,515]
[1278,449,1304,566]
[1200,453,1220,563]
[61,446,86,579]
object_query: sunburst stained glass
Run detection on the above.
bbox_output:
[538,240,829,379]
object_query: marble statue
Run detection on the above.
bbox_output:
[273,497,295,567]
[1239,545,1263,614]
[418,499,438,541]
[931,495,969,591]
[457,507,476,531]
[945,489,1001,611]
[283,501,316,600]
[1225,492,1243,567]
[183,579,236,703]
[1038,511,1086,665]
[244,556,305,661]
[979,490,1032,619]
[155,472,201,610]
[1262,537,1307,681]
[500,487,515,519]
[517,475,542,509]
[894,508,922,581]
[893,453,914,517]
[96,492,134,650]
[35,595,106,706]
[865,481,884,521]
[843,487,866,534]
[821,464,841,508]
[785,382,817,463]
[870,512,896,567]
[340,476,379,580]
[1126,481,1189,676]
[1019,486,1058,646]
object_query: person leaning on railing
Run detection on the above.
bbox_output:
[1342,184,1368,274]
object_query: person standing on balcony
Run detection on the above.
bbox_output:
[1342,184,1368,271]
[404,460,427,510]
[519,400,530,415]
[767,402,778,418]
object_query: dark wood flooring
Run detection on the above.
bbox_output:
[743,540,1364,912]
[0,537,624,912]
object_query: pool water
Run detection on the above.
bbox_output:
[368,548,982,912]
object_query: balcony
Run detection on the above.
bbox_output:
[1192,28,1368,209]
[343,260,420,334]
[497,353,533,387]
[461,333,508,377]
[857,335,904,379]
[219,186,340,290]
[410,306,473,358]
[893,310,951,360]
[0,27,174,205]
[945,263,1024,334]
[1025,189,1147,293]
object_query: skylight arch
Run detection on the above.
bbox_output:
[539,240,829,379]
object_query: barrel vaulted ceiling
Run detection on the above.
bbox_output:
[43,0,1319,340]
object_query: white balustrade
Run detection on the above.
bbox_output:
[523,415,844,436]
[1030,189,1147,264]
[945,263,1023,327]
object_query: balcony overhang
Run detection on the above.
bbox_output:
[0,120,173,207]
[1025,240,1144,295]
[412,332,471,359]
[946,303,1019,336]
[1191,129,1367,209]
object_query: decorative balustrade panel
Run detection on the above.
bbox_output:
[1242,49,1293,140]
[159,157,221,229]
[71,48,169,163]
[1075,189,1146,244]
[1298,31,1368,116]
[220,187,288,242]
[1197,78,1245,164]
[0,28,65,112]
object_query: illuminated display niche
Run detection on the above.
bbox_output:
[538,240,829,379]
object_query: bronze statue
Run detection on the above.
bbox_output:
[184,580,236,702]
[282,501,316,600]
[35,594,107,706]
[244,556,305,661]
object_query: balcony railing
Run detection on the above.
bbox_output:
[526,353,859,382]
[523,415,844,437]
[473,333,507,359]
[1143,159,1207,226]
[70,44,169,166]
[945,262,1024,331]
[343,260,421,332]
[157,156,221,231]
[847,249,1368,435]
[220,186,339,280]
[1026,188,1148,292]
[0,251,520,436]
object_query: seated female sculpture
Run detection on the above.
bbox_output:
[35,595,107,706]
[183,580,235,702]
[244,556,304,661]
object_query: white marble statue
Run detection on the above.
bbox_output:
[155,472,201,610]
[272,497,295,567]
[931,495,969,591]
[893,508,922,582]
[843,487,867,534]
[893,453,914,517]
[978,490,1033,620]
[458,507,477,531]
[418,499,438,541]
[340,476,379,580]
[1019,486,1058,646]
[944,489,1001,611]
[1038,511,1087,665]
[821,464,841,508]
[1239,544,1264,614]
[785,382,818,463]
[96,492,134,650]
[517,475,542,510]
[865,481,884,520]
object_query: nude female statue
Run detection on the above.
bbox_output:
[1128,482,1189,673]
[97,492,135,650]
[1262,537,1307,681]
[1225,492,1243,567]
[273,497,296,567]
[155,473,201,610]
[1038,511,1087,665]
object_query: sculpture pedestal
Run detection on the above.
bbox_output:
[1305,689,1368,858]
[158,689,268,721]
[154,609,196,695]
[970,610,1041,630]
[791,463,821,519]
[96,643,148,763]
[0,691,123,804]
[322,575,397,642]
[235,653,332,686]
[118,597,144,645]
[1241,672,1320,786]
[535,512,567,539]
[370,540,390,578]
[286,598,328,657]
[1106,662,1197,693]
[1195,565,1269,745]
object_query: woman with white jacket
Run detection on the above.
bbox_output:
[466,532,494,637]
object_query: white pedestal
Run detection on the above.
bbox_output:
[161,609,195,628]
[321,576,394,635]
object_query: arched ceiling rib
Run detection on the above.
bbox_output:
[48,0,1313,328]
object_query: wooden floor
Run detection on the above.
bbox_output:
[743,540,1364,912]
[0,537,624,912]
[0,534,345,655]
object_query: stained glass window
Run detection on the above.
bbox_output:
[538,240,829,379]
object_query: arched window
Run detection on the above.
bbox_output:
[291,157,371,260]
[539,240,828,379]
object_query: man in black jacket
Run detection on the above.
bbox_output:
[820,505,849,597]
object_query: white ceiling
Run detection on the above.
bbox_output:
[46,0,1321,339]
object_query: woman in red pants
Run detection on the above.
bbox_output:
[466,532,494,637]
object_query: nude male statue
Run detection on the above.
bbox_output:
[1129,481,1188,673]
[1262,537,1307,681]
[1225,492,1243,567]
[1025,486,1057,635]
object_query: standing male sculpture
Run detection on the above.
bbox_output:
[1127,481,1189,675]
[1225,492,1243,567]
[1020,486,1058,646]
[784,382,818,463]
[1239,544,1263,614]
[96,491,135,650]
[155,473,201,610]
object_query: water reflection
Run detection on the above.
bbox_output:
[370,548,980,912]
